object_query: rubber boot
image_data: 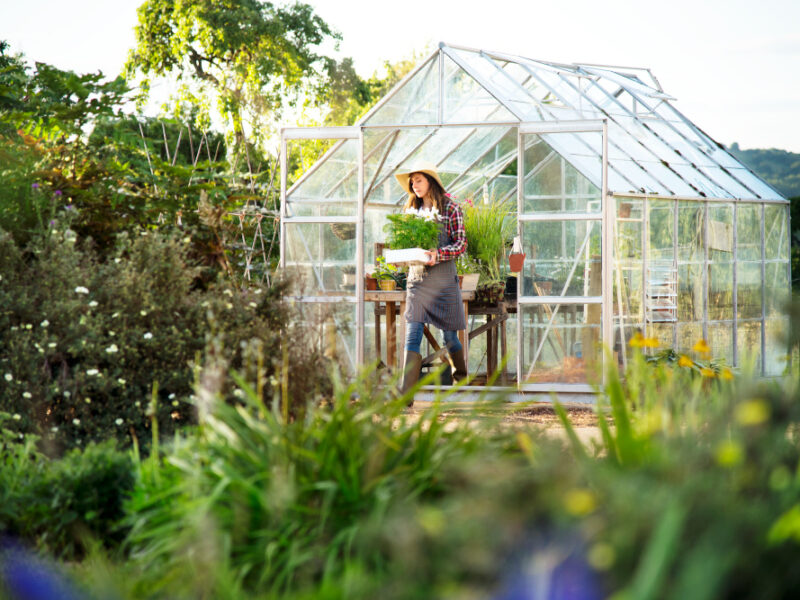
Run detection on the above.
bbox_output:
[400,350,422,406]
[449,348,468,383]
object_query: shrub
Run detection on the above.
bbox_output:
[0,224,332,452]
[0,417,134,559]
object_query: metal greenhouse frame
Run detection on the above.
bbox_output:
[279,42,790,393]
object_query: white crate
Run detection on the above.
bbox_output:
[384,248,429,266]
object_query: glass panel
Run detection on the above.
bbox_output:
[707,322,733,365]
[363,56,438,126]
[363,127,436,205]
[765,205,789,261]
[736,320,762,372]
[466,313,518,381]
[295,302,356,375]
[708,263,733,321]
[285,223,356,296]
[445,128,518,202]
[521,221,601,297]
[765,262,790,317]
[647,199,675,263]
[736,262,762,319]
[443,54,516,123]
[677,201,703,263]
[765,317,789,376]
[521,304,601,384]
[615,198,643,264]
[647,322,675,352]
[736,204,761,261]
[677,264,704,321]
[708,204,733,263]
[287,139,358,217]
[522,134,601,214]
[447,48,535,120]
[677,322,703,355]
[731,168,784,201]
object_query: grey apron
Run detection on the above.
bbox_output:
[404,222,465,331]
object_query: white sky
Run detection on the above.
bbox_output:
[3,0,799,152]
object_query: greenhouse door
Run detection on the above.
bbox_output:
[516,121,611,391]
[280,127,365,372]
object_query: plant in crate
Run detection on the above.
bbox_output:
[383,207,440,264]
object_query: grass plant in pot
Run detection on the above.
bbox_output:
[463,197,516,304]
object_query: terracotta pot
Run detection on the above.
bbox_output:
[378,279,397,291]
[618,203,632,218]
[365,276,378,291]
[509,252,526,273]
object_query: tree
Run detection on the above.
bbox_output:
[124,0,340,152]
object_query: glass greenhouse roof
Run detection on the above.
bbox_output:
[338,42,785,203]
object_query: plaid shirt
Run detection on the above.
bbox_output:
[436,198,467,262]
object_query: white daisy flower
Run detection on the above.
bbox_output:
[143,332,153,340]
[115,418,124,426]
[75,286,89,294]
[105,344,119,354]
[86,368,99,376]
[40,319,50,328]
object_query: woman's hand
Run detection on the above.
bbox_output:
[423,250,437,266]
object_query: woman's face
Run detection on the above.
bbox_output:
[410,172,430,198]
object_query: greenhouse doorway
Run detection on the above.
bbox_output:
[516,121,611,393]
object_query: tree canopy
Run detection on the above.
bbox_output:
[124,0,340,151]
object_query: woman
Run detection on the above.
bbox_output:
[393,162,468,404]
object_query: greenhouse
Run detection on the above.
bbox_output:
[279,42,790,393]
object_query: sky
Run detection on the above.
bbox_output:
[3,0,799,152]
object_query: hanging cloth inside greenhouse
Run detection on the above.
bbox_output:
[405,224,465,331]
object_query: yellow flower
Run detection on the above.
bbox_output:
[641,337,660,348]
[715,440,743,467]
[735,399,770,427]
[700,367,716,378]
[678,354,693,368]
[721,368,734,380]
[565,488,597,516]
[629,332,644,348]
[693,339,711,356]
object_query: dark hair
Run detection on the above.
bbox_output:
[402,172,448,214]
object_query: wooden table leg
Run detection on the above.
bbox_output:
[461,300,469,376]
[386,301,396,372]
[486,315,495,377]
[398,301,406,365]
[374,304,381,365]
[500,318,508,386]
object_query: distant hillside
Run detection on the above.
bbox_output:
[728,143,800,199]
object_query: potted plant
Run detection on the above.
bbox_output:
[456,253,480,291]
[374,256,399,291]
[463,198,516,303]
[341,264,356,288]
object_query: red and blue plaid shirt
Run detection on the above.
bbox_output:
[436,197,467,262]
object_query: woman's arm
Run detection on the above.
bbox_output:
[435,201,467,262]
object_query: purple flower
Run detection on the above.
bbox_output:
[49,220,56,227]
[65,204,74,211]
[31,183,40,189]
[54,190,62,196]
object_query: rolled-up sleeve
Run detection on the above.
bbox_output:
[436,201,467,262]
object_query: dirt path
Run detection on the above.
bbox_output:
[405,402,604,446]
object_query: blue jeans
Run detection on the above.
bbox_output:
[405,321,462,355]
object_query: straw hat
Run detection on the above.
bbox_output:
[394,162,445,193]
